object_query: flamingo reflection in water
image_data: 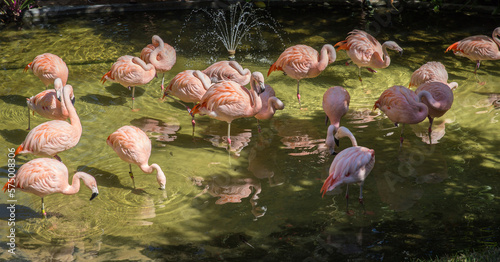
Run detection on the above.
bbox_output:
[193,176,266,220]
[130,117,180,143]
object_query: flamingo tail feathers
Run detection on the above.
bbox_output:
[24,62,32,73]
[191,103,201,115]
[267,62,281,77]
[445,42,459,53]
[100,71,112,84]
[334,40,349,51]
[320,174,338,198]
[14,145,23,157]
[3,178,15,193]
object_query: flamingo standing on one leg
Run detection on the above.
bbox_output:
[101,55,157,110]
[107,125,166,190]
[409,61,458,89]
[445,27,500,76]
[191,72,265,148]
[322,86,350,155]
[415,82,454,144]
[162,70,213,134]
[334,29,403,82]
[320,126,375,214]
[24,53,69,89]
[202,60,252,85]
[26,78,75,130]
[140,35,176,95]
[3,158,99,218]
[15,83,82,162]
[373,85,428,147]
[267,44,337,106]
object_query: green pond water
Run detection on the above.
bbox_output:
[0,4,499,261]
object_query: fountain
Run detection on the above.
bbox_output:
[176,2,287,63]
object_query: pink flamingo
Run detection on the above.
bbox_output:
[163,70,213,132]
[140,35,177,94]
[101,55,157,110]
[335,29,403,81]
[445,27,500,75]
[254,83,284,120]
[107,125,166,190]
[320,126,375,213]
[15,83,81,162]
[191,72,265,148]
[373,85,428,146]
[415,82,454,144]
[409,61,458,89]
[24,53,69,89]
[26,78,75,130]
[322,86,350,155]
[202,60,252,85]
[3,158,98,218]
[267,44,337,106]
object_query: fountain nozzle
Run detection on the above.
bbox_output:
[228,50,236,61]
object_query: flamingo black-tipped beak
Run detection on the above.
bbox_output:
[399,50,403,56]
[71,96,76,105]
[90,192,98,201]
[334,137,340,147]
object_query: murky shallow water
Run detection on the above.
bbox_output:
[1,4,499,261]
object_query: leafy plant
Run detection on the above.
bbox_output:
[0,0,35,23]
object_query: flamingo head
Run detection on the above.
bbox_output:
[385,41,403,56]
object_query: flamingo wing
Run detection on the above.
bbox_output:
[107,126,152,165]
[14,158,68,197]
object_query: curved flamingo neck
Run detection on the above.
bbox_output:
[61,172,85,195]
[229,61,251,77]
[317,44,336,72]
[417,90,441,109]
[135,55,156,72]
[194,70,212,90]
[61,85,81,134]
[335,127,358,147]
[492,29,500,47]
[139,163,166,189]
[376,42,392,68]
[249,74,264,110]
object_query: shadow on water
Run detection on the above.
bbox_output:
[79,93,127,106]
[0,129,28,145]
[104,83,145,98]
[0,95,28,107]
[76,165,131,190]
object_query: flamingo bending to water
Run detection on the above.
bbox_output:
[101,55,157,110]
[26,78,75,130]
[3,158,98,218]
[140,35,176,94]
[191,72,265,148]
[24,53,69,89]
[107,125,166,190]
[445,27,500,75]
[15,83,82,162]
[373,85,428,146]
[415,82,454,144]
[268,44,337,106]
[320,126,375,214]
[163,70,213,134]
[334,29,403,81]
[202,60,252,85]
[322,86,350,155]
[409,61,458,89]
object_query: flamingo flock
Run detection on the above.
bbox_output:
[4,25,499,217]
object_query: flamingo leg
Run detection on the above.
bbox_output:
[227,122,232,149]
[129,164,136,189]
[428,116,434,145]
[257,119,262,133]
[366,67,377,73]
[54,155,62,162]
[474,60,480,74]
[358,67,362,82]
[296,80,301,106]
[27,106,31,130]
[161,73,165,95]
[359,184,366,214]
[41,198,47,218]
[131,86,136,110]
[399,124,405,148]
